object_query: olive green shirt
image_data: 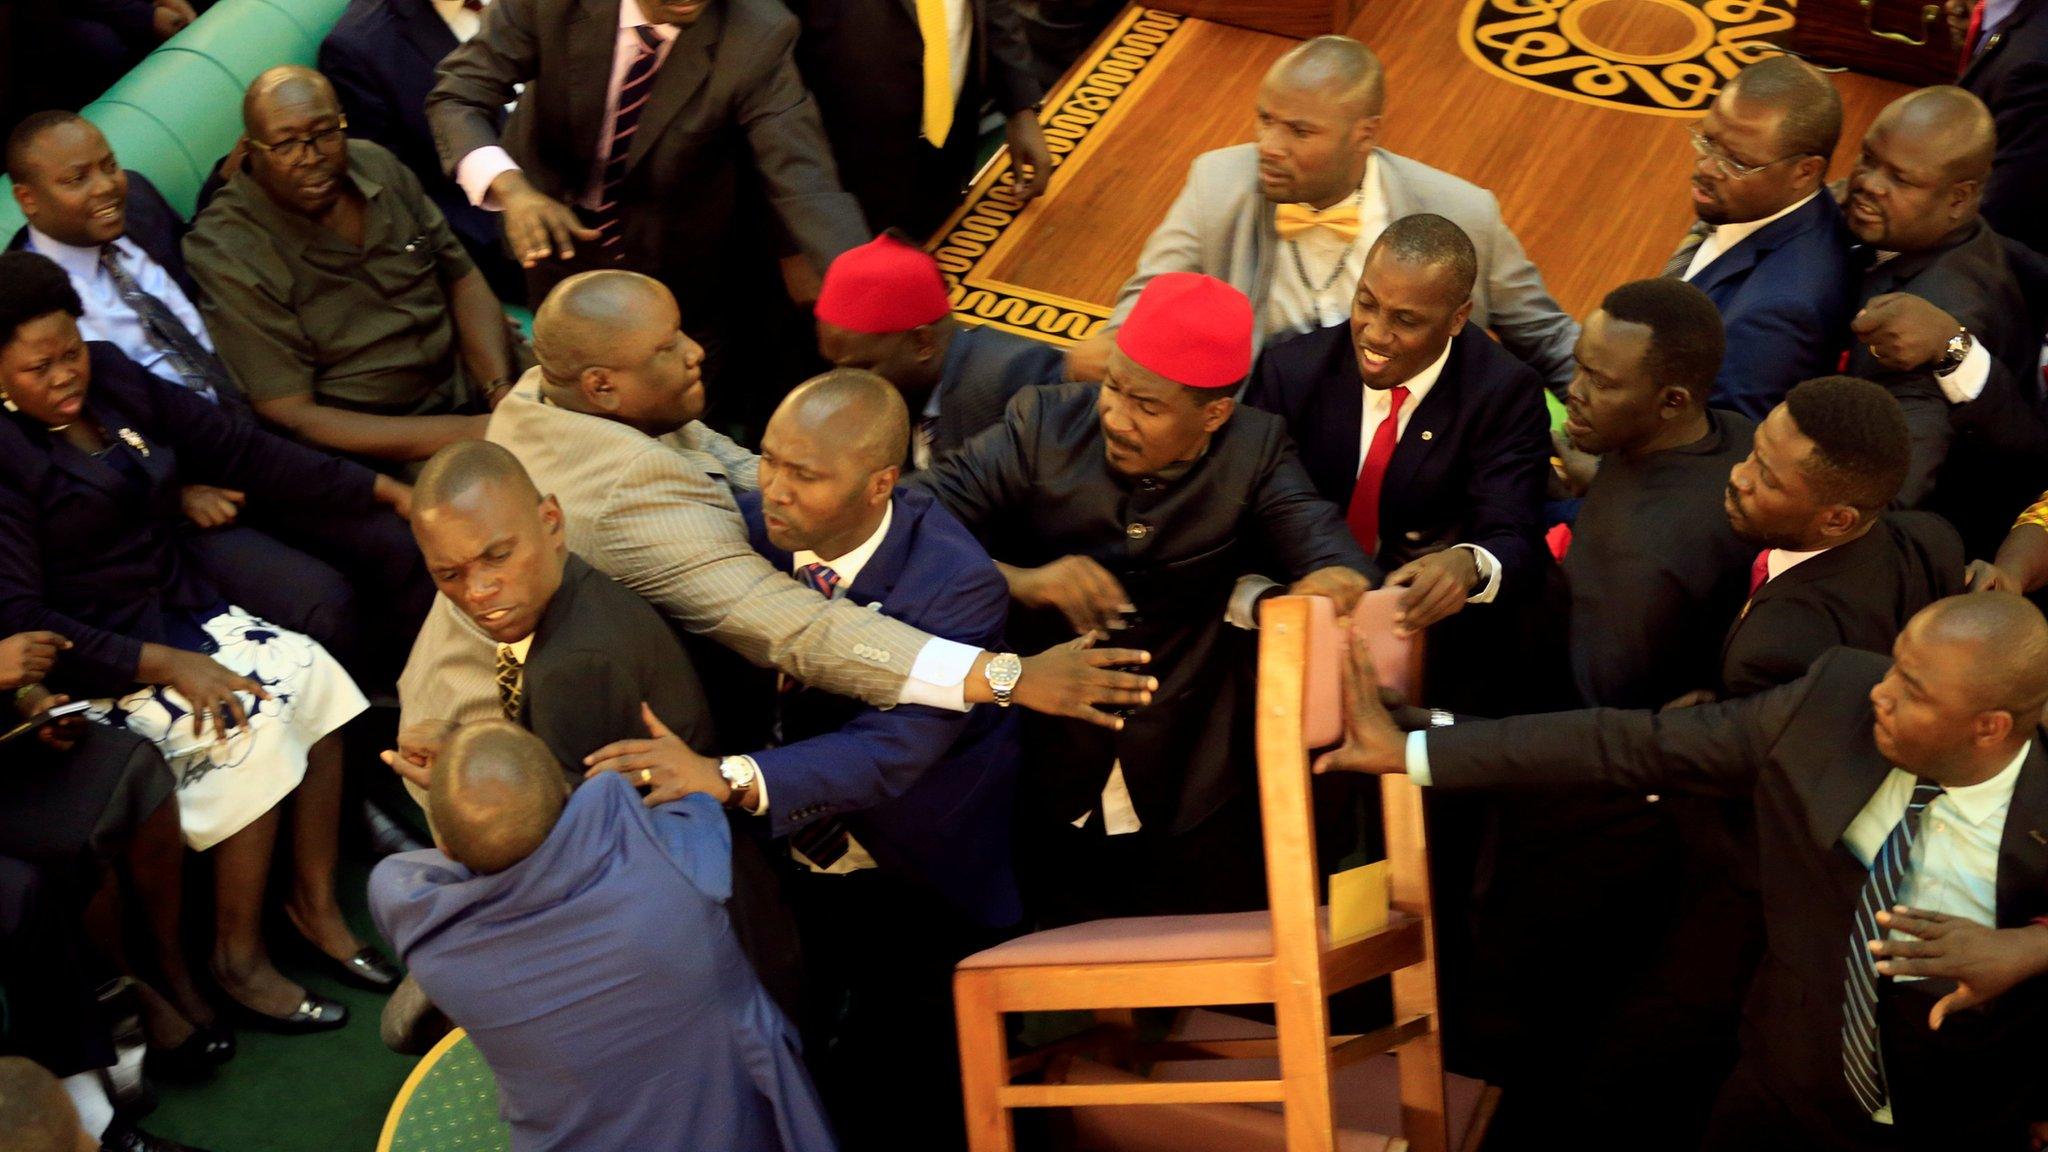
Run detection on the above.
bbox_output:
[184,139,476,415]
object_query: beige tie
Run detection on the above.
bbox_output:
[916,0,954,147]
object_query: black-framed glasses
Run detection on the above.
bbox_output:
[1688,127,1810,180]
[248,116,349,165]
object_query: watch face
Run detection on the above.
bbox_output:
[987,653,1023,689]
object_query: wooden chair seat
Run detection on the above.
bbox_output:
[962,907,1426,969]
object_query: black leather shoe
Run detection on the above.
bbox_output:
[233,992,348,1034]
[101,1117,213,1152]
[332,946,403,991]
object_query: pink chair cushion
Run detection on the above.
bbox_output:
[1299,592,1424,750]
[958,910,1330,969]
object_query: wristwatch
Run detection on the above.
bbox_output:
[717,755,757,807]
[983,652,1024,707]
[1428,709,1456,729]
[1934,327,1973,375]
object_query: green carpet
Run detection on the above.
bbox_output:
[143,854,415,1152]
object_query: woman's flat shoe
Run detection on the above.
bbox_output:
[197,1023,235,1064]
[144,1033,219,1083]
[333,947,403,991]
[234,993,348,1034]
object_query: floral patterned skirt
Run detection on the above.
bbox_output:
[86,606,368,851]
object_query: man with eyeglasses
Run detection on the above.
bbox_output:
[185,65,523,477]
[1837,85,2036,558]
[1664,56,1855,421]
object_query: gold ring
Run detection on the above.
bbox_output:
[638,768,653,786]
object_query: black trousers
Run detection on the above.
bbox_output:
[785,865,1010,1152]
[0,856,112,1077]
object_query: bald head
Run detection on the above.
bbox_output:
[532,271,672,383]
[1918,593,2048,719]
[1876,86,1996,182]
[778,369,910,472]
[1267,36,1385,119]
[0,1057,91,1152]
[430,721,571,875]
[243,65,339,132]
[415,441,541,515]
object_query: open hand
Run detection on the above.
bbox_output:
[1288,566,1371,617]
[1012,632,1155,731]
[156,650,268,738]
[1310,627,1409,776]
[493,172,601,267]
[583,703,728,807]
[1384,549,1479,634]
[1872,907,2048,1029]
[1008,555,1133,635]
[1005,114,1053,203]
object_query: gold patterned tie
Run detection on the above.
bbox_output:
[916,0,954,147]
[495,644,524,722]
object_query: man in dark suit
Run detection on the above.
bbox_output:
[1841,86,2034,554]
[392,439,800,1031]
[425,0,870,426]
[911,272,1372,924]
[786,0,1048,238]
[6,111,434,686]
[319,0,525,302]
[1664,56,1854,420]
[1718,376,1967,698]
[814,235,1064,470]
[1244,212,1550,713]
[590,370,1020,1151]
[1320,591,2048,1152]
[1951,0,2048,254]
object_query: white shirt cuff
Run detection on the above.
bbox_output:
[456,146,521,210]
[897,637,978,711]
[1405,730,1433,787]
[733,755,767,815]
[1936,340,1991,405]
[1455,544,1503,604]
[1225,575,1282,630]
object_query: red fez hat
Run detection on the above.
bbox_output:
[815,235,952,334]
[1114,273,1253,389]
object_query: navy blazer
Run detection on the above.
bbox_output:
[1687,193,1855,420]
[1962,0,2048,255]
[1245,322,1551,594]
[320,0,509,277]
[0,344,379,698]
[739,486,1022,928]
[928,325,1067,463]
[8,172,197,303]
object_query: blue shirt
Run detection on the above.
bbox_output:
[26,228,217,400]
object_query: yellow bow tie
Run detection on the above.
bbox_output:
[1274,200,1362,243]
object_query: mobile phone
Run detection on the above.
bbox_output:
[0,700,95,745]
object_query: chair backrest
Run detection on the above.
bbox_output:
[377,1028,512,1152]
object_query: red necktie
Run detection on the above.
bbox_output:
[1961,0,1986,72]
[1346,385,1410,553]
[1748,549,1772,596]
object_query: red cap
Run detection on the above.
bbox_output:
[1114,273,1253,389]
[815,236,952,334]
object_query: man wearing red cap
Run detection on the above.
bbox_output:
[912,272,1374,921]
[815,235,1065,470]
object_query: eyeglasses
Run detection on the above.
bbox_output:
[248,116,349,165]
[1688,128,1810,180]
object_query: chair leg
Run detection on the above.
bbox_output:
[1394,1030,1451,1152]
[954,972,1015,1152]
[1272,989,1338,1152]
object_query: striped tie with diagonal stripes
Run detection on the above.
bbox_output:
[591,25,666,260]
[1841,777,1943,1115]
[786,560,854,868]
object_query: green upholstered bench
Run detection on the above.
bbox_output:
[0,0,351,236]
[377,1029,511,1152]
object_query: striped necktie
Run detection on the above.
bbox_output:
[1661,220,1714,280]
[786,559,852,868]
[99,247,231,401]
[1841,777,1944,1116]
[592,25,666,258]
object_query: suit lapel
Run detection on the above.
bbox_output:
[1380,331,1461,505]
[1374,149,1413,220]
[625,5,720,176]
[1996,737,2048,925]
[568,1,618,177]
[528,556,589,659]
[1323,335,1366,490]
[848,492,916,605]
[1961,0,2048,85]
[395,0,458,67]
[1687,199,1827,298]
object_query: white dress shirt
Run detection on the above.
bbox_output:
[736,505,897,873]
[26,229,217,396]
[430,0,485,41]
[455,3,681,210]
[941,0,971,105]
[1264,157,1389,338]
[1681,192,1818,282]
[1935,335,2048,408]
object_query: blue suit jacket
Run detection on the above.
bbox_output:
[1687,193,1855,420]
[739,486,1022,927]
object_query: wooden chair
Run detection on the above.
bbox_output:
[954,595,1480,1152]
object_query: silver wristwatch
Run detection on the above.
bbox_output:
[1934,327,1973,374]
[1428,709,1456,729]
[717,755,757,805]
[983,652,1023,707]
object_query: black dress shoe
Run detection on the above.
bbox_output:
[331,945,403,990]
[233,992,348,1034]
[101,1117,213,1152]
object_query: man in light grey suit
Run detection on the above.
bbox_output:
[1076,35,1577,391]
[400,270,1157,755]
